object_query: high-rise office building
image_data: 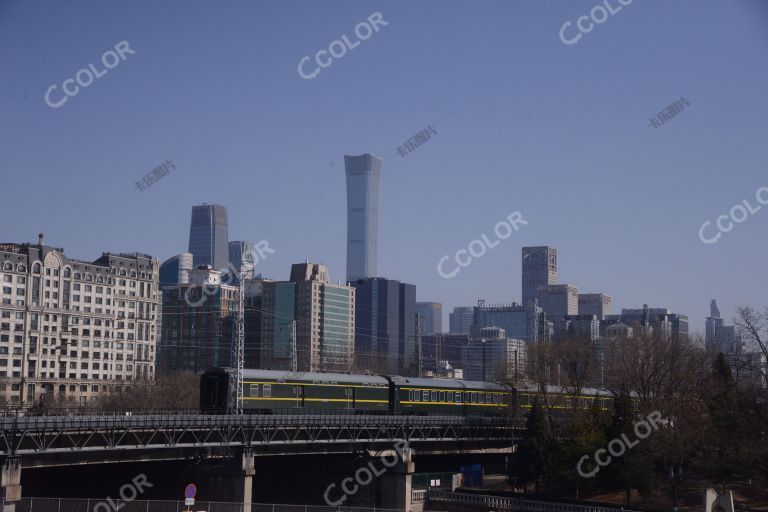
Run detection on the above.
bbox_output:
[705,299,741,353]
[399,283,417,374]
[158,267,236,373]
[537,284,579,319]
[603,305,689,341]
[228,241,255,278]
[0,236,159,405]
[416,302,442,336]
[522,246,557,307]
[244,278,268,369]
[345,154,382,283]
[552,314,600,342]
[449,307,474,335]
[463,327,527,383]
[350,277,416,373]
[262,263,355,372]
[188,204,229,270]
[421,334,470,373]
[578,293,613,320]
[261,281,298,371]
[159,253,193,289]
[472,300,546,343]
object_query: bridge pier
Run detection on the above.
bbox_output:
[379,445,419,512]
[1,458,22,512]
[242,449,255,508]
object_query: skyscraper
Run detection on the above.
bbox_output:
[472,301,546,343]
[603,305,689,341]
[705,299,741,353]
[188,204,229,270]
[229,241,255,278]
[522,246,557,308]
[537,284,579,319]
[345,154,382,283]
[578,293,613,320]
[416,302,443,335]
[262,262,355,372]
[449,306,475,335]
[351,277,416,373]
[159,267,236,373]
[159,252,193,289]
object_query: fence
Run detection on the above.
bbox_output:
[427,491,645,512]
[3,498,403,512]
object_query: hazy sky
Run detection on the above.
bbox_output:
[2,0,767,333]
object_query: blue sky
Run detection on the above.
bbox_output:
[2,0,767,333]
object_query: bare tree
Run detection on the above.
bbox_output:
[734,306,768,388]
[93,371,200,411]
[555,335,598,423]
[527,340,557,416]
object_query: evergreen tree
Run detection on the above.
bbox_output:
[700,352,748,488]
[516,398,557,493]
[604,389,654,505]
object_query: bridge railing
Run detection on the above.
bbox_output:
[0,406,519,419]
[8,498,404,512]
[427,491,645,512]
[0,413,524,430]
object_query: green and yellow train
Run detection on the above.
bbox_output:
[200,369,513,416]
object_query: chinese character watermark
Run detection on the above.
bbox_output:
[397,126,437,157]
[134,160,175,192]
[649,97,690,128]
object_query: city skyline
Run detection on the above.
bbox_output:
[0,217,749,336]
[3,1,768,335]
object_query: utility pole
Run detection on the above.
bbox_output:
[415,313,422,378]
[289,320,297,372]
[229,266,245,415]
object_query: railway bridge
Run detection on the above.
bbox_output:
[0,412,524,512]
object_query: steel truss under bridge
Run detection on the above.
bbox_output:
[0,414,522,457]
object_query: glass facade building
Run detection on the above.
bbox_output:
[158,252,193,289]
[449,307,474,335]
[416,302,442,335]
[345,154,382,283]
[262,263,354,372]
[472,301,545,343]
[320,285,355,371]
[351,277,416,373]
[188,204,229,270]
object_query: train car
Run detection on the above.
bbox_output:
[516,384,614,413]
[388,375,514,416]
[200,368,390,414]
